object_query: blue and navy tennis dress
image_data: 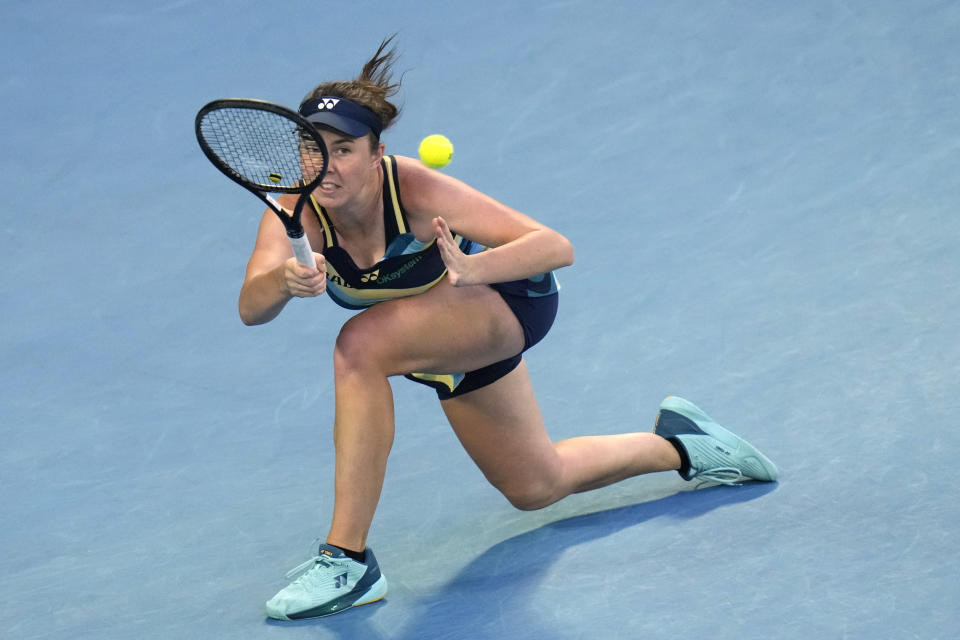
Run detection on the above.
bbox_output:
[309,155,559,399]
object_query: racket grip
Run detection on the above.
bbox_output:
[288,234,316,268]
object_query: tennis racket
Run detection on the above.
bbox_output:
[194,98,329,268]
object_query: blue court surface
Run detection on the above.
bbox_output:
[2,1,958,638]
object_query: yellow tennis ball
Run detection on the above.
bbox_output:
[418,134,454,169]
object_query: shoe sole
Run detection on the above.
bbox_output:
[354,574,388,607]
[268,574,388,620]
[656,396,779,482]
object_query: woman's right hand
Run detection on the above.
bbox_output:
[282,252,327,298]
[240,206,327,325]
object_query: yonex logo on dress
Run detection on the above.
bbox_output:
[318,98,340,110]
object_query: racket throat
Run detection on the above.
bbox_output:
[264,194,305,238]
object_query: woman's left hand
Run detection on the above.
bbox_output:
[433,216,475,287]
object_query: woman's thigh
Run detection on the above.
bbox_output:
[336,280,526,377]
[439,361,563,505]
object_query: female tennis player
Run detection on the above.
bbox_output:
[238,38,779,620]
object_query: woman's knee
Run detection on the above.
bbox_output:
[499,481,561,511]
[334,313,387,376]
[492,465,566,511]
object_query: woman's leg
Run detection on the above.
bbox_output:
[326,354,396,552]
[441,360,681,510]
[326,279,680,549]
[325,281,528,551]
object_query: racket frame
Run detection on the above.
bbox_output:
[195,98,329,268]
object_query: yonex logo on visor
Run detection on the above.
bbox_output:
[299,96,383,139]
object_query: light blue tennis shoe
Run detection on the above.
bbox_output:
[266,543,387,620]
[655,396,779,486]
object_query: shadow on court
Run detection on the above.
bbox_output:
[270,483,776,639]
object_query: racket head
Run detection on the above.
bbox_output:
[195,98,329,195]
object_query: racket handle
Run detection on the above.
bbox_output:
[288,233,316,268]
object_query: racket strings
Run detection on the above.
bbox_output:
[199,108,326,190]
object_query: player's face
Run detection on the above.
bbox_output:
[311,130,382,207]
[298,135,327,181]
